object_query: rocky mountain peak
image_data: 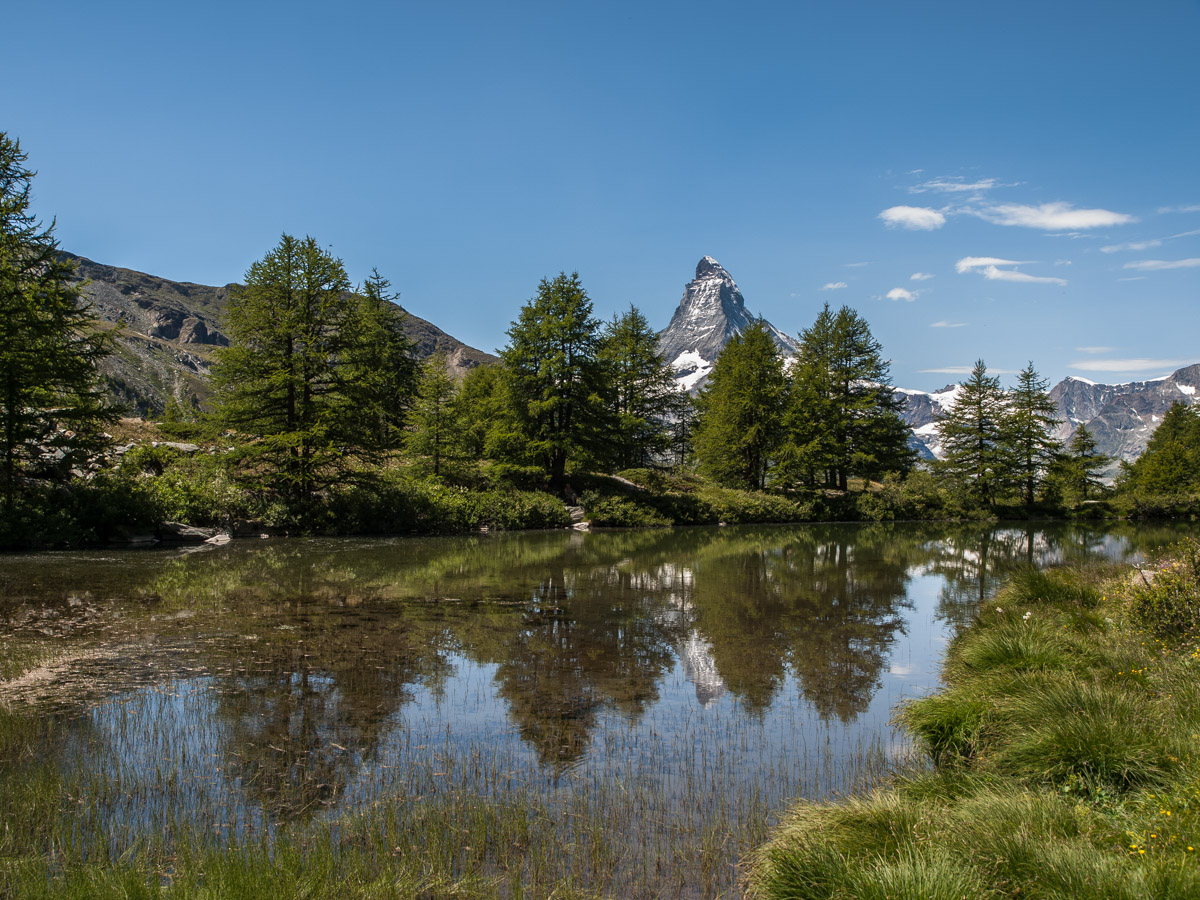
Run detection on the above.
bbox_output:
[657,256,798,392]
[694,255,727,280]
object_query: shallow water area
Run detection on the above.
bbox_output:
[0,521,1189,897]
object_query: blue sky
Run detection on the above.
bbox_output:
[5,0,1198,390]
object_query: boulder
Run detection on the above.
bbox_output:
[156,522,219,542]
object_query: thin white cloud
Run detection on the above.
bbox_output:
[920,365,1019,375]
[910,272,935,281]
[820,281,848,291]
[1101,239,1162,254]
[1069,358,1199,373]
[909,177,1002,194]
[886,287,918,302]
[971,202,1135,230]
[1169,228,1200,239]
[844,261,871,268]
[955,256,1032,273]
[1157,205,1200,214]
[1123,258,1200,271]
[1117,276,1147,282]
[879,206,946,230]
[931,321,967,328]
[1075,346,1113,354]
[1054,259,1072,266]
[981,266,1067,285]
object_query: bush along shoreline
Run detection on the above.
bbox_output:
[746,542,1200,899]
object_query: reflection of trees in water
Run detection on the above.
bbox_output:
[469,563,678,768]
[148,549,454,822]
[677,526,917,721]
[124,521,1194,785]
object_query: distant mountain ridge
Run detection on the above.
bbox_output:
[894,366,1200,472]
[66,253,497,416]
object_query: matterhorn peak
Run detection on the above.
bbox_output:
[657,256,799,393]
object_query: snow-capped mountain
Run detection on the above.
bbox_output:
[892,384,962,460]
[894,365,1200,470]
[1048,366,1200,465]
[657,256,798,393]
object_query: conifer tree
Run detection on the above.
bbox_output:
[783,304,911,490]
[1006,361,1062,508]
[500,272,607,487]
[936,359,1010,506]
[213,235,409,515]
[341,269,417,451]
[1062,423,1107,501]
[693,321,786,490]
[0,133,114,510]
[597,304,684,470]
[406,354,463,477]
[1118,402,1200,494]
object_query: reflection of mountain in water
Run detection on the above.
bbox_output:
[679,630,727,707]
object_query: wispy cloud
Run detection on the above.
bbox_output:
[909,177,1004,194]
[1101,239,1162,253]
[981,266,1067,285]
[886,287,918,301]
[970,202,1135,230]
[1117,276,1147,282]
[1075,346,1114,354]
[1054,259,1072,266]
[955,256,1032,273]
[820,281,848,291]
[955,256,1065,285]
[844,261,871,268]
[910,272,935,281]
[1123,258,1200,271]
[931,320,967,328]
[920,365,1019,375]
[1069,358,1198,373]
[1157,205,1200,214]
[879,206,946,230]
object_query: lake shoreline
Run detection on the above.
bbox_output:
[746,542,1200,898]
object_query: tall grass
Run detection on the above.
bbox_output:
[748,559,1200,898]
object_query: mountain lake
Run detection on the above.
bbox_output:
[0,521,1191,897]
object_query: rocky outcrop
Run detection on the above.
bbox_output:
[657,257,798,393]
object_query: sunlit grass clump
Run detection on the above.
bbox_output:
[748,555,1200,899]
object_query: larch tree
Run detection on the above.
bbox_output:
[340,269,417,452]
[783,304,911,490]
[1006,361,1062,508]
[1062,423,1108,501]
[597,304,684,470]
[500,272,607,487]
[936,359,1011,507]
[406,354,463,477]
[0,132,114,511]
[212,234,407,515]
[693,321,786,490]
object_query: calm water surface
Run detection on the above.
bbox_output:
[0,521,1189,896]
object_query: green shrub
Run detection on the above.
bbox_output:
[579,491,671,527]
[1129,542,1200,638]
